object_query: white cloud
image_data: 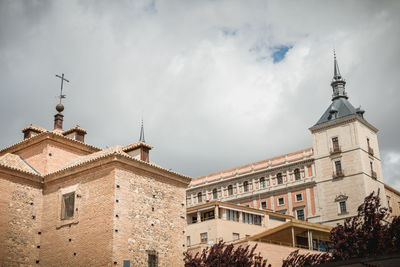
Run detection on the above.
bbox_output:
[0,0,400,179]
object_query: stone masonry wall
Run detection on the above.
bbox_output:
[0,174,43,267]
[112,167,187,267]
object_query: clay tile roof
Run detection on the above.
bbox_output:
[123,141,153,151]
[63,125,87,135]
[61,145,128,170]
[49,145,191,181]
[21,124,48,133]
[0,153,41,175]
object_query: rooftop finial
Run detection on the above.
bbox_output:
[54,73,69,130]
[330,51,347,101]
[139,119,145,142]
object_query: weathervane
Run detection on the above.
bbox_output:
[55,73,69,112]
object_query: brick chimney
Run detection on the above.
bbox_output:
[123,142,152,163]
[54,103,65,131]
[63,126,87,143]
[22,125,46,140]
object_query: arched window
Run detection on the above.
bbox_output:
[294,169,301,181]
[228,185,233,196]
[197,192,202,203]
[213,188,218,199]
[259,177,266,189]
[277,173,283,184]
[243,181,249,192]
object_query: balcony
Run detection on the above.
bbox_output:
[368,146,374,156]
[333,170,344,178]
[371,170,377,179]
[330,146,341,155]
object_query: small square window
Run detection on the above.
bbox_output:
[200,232,208,244]
[61,192,75,220]
[261,201,267,209]
[278,197,285,206]
[295,193,303,202]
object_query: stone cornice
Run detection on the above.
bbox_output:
[309,114,378,133]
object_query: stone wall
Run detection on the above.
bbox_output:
[112,167,187,267]
[0,174,43,266]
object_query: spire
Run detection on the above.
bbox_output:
[139,119,145,142]
[330,51,347,101]
[333,50,341,80]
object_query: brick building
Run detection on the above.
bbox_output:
[0,106,190,266]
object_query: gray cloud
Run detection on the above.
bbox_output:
[1,0,399,189]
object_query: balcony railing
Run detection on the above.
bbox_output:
[333,170,344,178]
[330,146,341,155]
[371,170,377,179]
[368,146,374,156]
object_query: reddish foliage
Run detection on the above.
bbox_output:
[283,192,400,266]
[183,240,270,267]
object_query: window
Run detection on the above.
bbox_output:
[370,161,374,171]
[242,213,262,225]
[295,193,303,202]
[294,169,301,181]
[332,137,339,150]
[278,197,285,206]
[203,210,214,221]
[339,201,347,214]
[232,233,239,241]
[261,201,267,209]
[277,173,283,184]
[260,177,266,189]
[191,216,197,223]
[197,192,202,203]
[186,236,191,246]
[335,160,342,175]
[213,188,218,200]
[200,232,208,244]
[148,251,158,267]
[243,181,249,192]
[227,209,239,222]
[367,138,370,147]
[61,192,75,220]
[228,185,233,196]
[296,209,305,221]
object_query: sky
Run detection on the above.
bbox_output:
[0,0,399,189]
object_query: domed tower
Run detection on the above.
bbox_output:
[308,52,385,226]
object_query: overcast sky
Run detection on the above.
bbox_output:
[1,0,399,189]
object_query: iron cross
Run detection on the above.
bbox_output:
[55,73,69,104]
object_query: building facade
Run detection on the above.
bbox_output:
[186,54,397,228]
[0,107,190,266]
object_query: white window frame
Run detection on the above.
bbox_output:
[295,193,303,202]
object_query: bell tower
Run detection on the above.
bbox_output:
[309,53,386,226]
